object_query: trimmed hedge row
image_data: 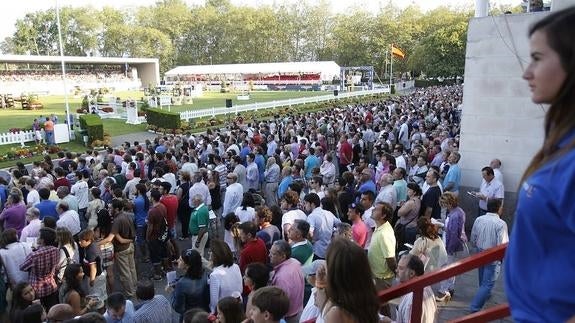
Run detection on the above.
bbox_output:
[79,114,104,144]
[144,107,181,130]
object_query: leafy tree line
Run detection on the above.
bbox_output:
[0,0,516,77]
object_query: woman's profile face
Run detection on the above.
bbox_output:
[523,30,567,104]
[22,285,35,302]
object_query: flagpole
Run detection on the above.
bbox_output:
[389,44,393,89]
[56,0,72,140]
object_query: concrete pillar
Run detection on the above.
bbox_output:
[552,0,575,11]
[475,0,489,17]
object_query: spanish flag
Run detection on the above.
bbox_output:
[391,45,405,59]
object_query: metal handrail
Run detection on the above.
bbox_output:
[378,243,509,323]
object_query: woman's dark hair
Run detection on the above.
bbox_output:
[268,205,283,230]
[417,217,440,240]
[217,296,245,323]
[91,187,101,199]
[240,192,255,210]
[182,308,210,323]
[211,239,234,267]
[1,228,18,248]
[12,282,33,310]
[407,182,422,197]
[224,213,240,231]
[21,303,44,323]
[521,7,575,184]
[245,262,271,290]
[136,183,150,211]
[181,249,204,279]
[136,280,155,301]
[39,227,57,247]
[320,196,337,215]
[62,264,86,298]
[325,238,379,323]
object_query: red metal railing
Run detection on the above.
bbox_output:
[378,243,510,323]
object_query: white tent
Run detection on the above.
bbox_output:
[165,61,341,81]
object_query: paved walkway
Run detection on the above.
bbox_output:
[111,131,159,147]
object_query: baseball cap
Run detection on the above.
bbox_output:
[348,203,365,214]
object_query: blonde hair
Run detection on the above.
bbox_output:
[439,192,459,209]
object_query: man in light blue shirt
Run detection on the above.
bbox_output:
[304,193,341,260]
[443,152,461,195]
[104,292,135,323]
[304,148,320,180]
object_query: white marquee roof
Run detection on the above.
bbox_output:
[165,61,341,80]
[0,54,158,65]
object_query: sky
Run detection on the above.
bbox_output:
[0,0,520,42]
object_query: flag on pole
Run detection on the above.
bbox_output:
[391,45,405,59]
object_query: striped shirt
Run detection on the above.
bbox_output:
[470,212,509,251]
[133,295,172,323]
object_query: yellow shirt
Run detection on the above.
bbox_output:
[368,221,396,279]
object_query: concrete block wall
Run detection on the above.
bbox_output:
[458,11,550,229]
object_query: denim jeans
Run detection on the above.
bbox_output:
[470,260,500,312]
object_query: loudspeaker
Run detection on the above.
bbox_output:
[225,99,232,108]
[333,90,339,96]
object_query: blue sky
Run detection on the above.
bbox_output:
[0,0,519,42]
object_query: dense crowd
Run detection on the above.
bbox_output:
[0,70,131,83]
[0,84,509,323]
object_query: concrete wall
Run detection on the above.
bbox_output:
[458,11,550,229]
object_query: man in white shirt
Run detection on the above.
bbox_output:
[180,155,198,175]
[319,154,336,187]
[188,172,211,209]
[222,173,243,217]
[56,201,81,236]
[232,155,248,192]
[474,166,505,216]
[25,178,40,207]
[376,174,397,207]
[122,169,141,200]
[20,207,42,242]
[398,116,410,150]
[381,254,437,323]
[70,171,89,229]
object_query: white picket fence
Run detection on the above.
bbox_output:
[179,88,390,121]
[0,130,37,146]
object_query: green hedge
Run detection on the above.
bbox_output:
[79,114,104,143]
[144,108,181,130]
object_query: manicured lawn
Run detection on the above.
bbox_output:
[0,90,329,133]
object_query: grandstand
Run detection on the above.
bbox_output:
[164,61,341,91]
[0,55,159,95]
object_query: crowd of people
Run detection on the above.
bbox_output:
[0,83,512,323]
[0,69,132,84]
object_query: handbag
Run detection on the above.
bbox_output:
[394,214,417,249]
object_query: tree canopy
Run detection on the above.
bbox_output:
[1,0,493,77]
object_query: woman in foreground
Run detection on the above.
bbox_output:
[504,6,575,322]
